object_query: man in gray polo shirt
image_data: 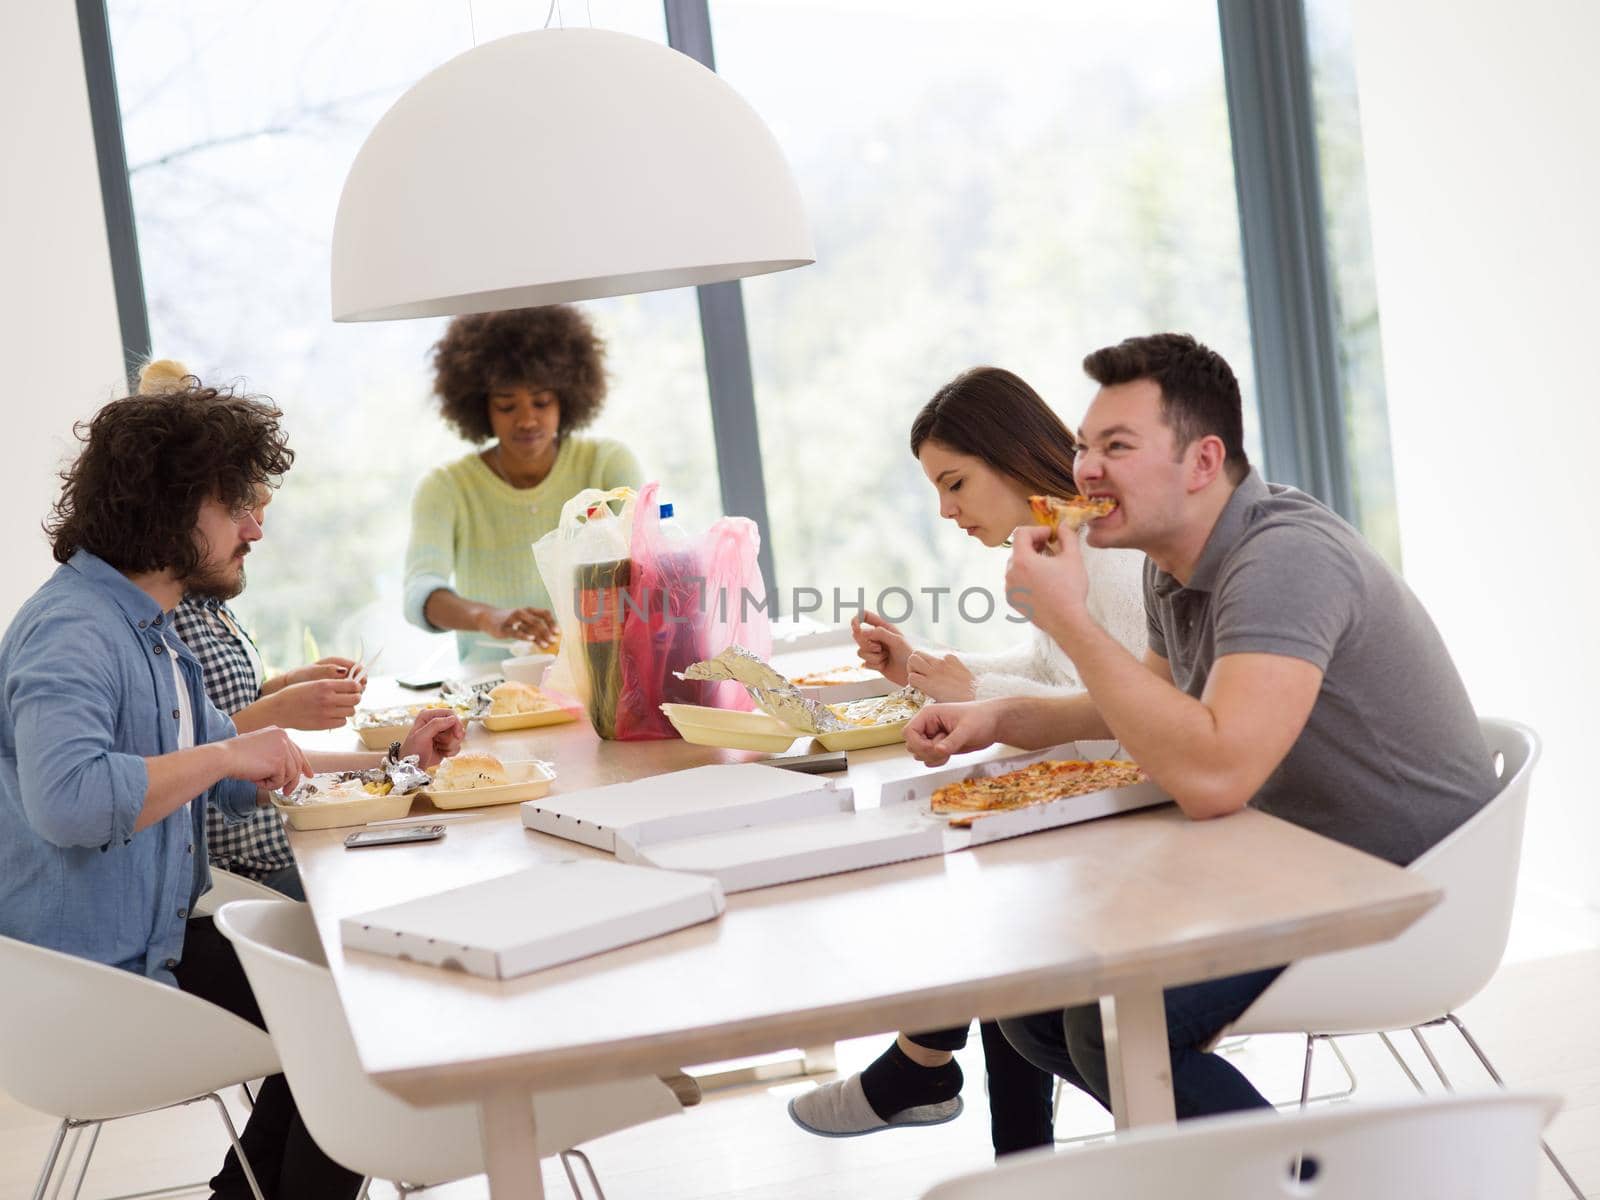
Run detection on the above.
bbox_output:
[906,332,1496,1124]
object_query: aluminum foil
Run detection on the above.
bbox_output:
[281,749,431,805]
[679,647,931,732]
[678,645,847,733]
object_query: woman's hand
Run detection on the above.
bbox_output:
[260,677,365,731]
[478,606,558,646]
[852,611,911,685]
[400,708,465,768]
[276,657,360,688]
[906,651,977,702]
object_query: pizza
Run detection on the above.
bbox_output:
[790,664,881,687]
[930,758,1146,827]
[1029,493,1117,533]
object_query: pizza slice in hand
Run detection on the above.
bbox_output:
[1029,494,1117,535]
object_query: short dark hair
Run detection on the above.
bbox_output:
[1082,333,1249,482]
[46,381,293,575]
[910,367,1081,498]
[431,304,608,443]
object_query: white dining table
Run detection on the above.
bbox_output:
[288,678,1438,1199]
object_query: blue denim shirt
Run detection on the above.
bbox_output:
[0,551,257,985]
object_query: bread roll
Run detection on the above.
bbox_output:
[432,751,509,791]
[488,680,554,715]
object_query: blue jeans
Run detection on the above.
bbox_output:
[998,966,1285,1119]
[259,865,306,901]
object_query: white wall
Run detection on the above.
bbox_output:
[0,3,127,628]
[1352,0,1600,902]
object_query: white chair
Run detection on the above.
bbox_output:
[1223,716,1582,1197]
[0,931,281,1200]
[196,865,293,914]
[213,898,684,1198]
[925,1091,1559,1199]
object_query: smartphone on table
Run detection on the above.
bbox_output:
[344,825,447,849]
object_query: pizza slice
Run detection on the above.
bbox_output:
[1029,493,1117,534]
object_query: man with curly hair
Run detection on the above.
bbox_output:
[404,303,643,663]
[0,381,464,1199]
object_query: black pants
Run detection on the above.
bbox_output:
[906,1021,1054,1155]
[174,917,362,1200]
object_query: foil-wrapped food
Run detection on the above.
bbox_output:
[280,747,432,806]
[679,645,926,733]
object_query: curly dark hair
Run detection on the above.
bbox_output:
[46,380,294,575]
[431,305,608,443]
[1082,333,1250,482]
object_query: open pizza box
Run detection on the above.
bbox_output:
[879,740,1171,851]
[540,743,1168,896]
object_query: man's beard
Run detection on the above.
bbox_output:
[184,546,248,601]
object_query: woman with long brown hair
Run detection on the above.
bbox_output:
[789,366,1147,1157]
[854,365,1146,702]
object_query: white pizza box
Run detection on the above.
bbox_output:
[339,860,724,981]
[619,804,946,894]
[792,673,894,705]
[520,763,854,854]
[880,741,1170,850]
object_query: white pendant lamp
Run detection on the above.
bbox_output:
[330,28,814,322]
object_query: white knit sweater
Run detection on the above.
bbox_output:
[959,536,1148,701]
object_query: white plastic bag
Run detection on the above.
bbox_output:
[532,487,637,705]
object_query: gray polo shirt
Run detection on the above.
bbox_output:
[1145,470,1496,865]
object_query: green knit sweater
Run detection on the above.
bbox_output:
[403,437,643,662]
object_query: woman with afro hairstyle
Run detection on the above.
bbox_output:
[403,304,643,663]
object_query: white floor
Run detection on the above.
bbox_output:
[7,884,1600,1200]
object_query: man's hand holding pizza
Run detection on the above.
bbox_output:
[1006,524,1092,640]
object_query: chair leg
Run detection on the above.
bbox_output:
[1297,1034,1316,1108]
[30,1120,70,1200]
[1295,1035,1361,1106]
[66,1122,102,1200]
[1410,1024,1456,1091]
[206,1092,268,1200]
[240,1079,256,1110]
[1377,1030,1427,1093]
[1444,1013,1585,1200]
[560,1148,607,1200]
[48,1122,91,1200]
[356,1177,373,1200]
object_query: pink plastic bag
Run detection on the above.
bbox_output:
[613,482,772,741]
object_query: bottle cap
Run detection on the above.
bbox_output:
[659,502,675,520]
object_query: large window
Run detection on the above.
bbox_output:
[106,1,722,672]
[1305,0,1401,567]
[714,0,1260,649]
[101,1,1397,664]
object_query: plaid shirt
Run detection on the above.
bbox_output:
[170,597,295,880]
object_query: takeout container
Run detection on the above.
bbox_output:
[481,700,582,732]
[354,721,412,751]
[422,759,557,810]
[501,653,556,688]
[814,719,911,752]
[271,786,415,831]
[660,704,800,753]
